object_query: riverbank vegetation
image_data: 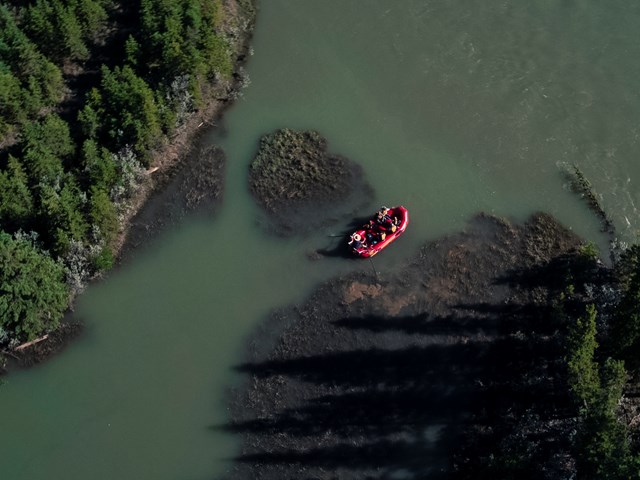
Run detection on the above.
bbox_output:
[458,165,640,479]
[0,0,255,347]
[549,171,640,479]
[566,246,640,479]
[454,243,640,480]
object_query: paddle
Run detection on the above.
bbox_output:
[369,257,379,280]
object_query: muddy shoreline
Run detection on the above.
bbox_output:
[225,212,583,479]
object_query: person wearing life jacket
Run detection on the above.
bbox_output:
[365,227,387,246]
[376,206,397,233]
[348,232,366,250]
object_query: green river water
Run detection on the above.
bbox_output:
[2,1,640,478]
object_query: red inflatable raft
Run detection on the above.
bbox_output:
[348,206,409,258]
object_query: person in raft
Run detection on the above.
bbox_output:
[349,232,366,250]
[376,206,398,232]
[366,229,386,245]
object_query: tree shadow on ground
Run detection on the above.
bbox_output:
[223,219,606,480]
[497,251,614,294]
[333,304,561,337]
[225,329,569,479]
[225,311,570,477]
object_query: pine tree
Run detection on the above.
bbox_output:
[0,232,68,341]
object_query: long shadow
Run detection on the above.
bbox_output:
[227,377,565,439]
[225,249,593,479]
[228,335,568,478]
[227,387,473,436]
[498,251,613,293]
[238,439,453,480]
[333,305,561,337]
[235,337,562,388]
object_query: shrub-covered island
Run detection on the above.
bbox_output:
[0,0,256,352]
[248,128,374,236]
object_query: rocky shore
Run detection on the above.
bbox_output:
[226,212,583,479]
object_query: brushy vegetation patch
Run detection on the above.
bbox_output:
[249,129,354,211]
[0,232,68,342]
[247,128,373,236]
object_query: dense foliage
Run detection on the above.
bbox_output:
[456,245,640,480]
[0,0,253,344]
[566,303,600,406]
[565,302,637,479]
[21,0,109,62]
[0,3,63,137]
[610,245,640,369]
[0,232,67,341]
[522,248,640,479]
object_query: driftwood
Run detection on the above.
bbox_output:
[566,164,615,236]
[14,334,49,351]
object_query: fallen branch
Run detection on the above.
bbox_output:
[564,164,615,237]
[14,334,49,351]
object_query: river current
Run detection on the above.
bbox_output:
[2,1,640,478]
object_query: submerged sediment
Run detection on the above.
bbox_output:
[114,0,257,258]
[226,212,583,479]
[248,128,374,236]
[119,144,226,261]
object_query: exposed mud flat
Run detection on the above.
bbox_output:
[226,212,583,480]
[248,129,374,236]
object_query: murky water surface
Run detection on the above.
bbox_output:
[2,1,640,478]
